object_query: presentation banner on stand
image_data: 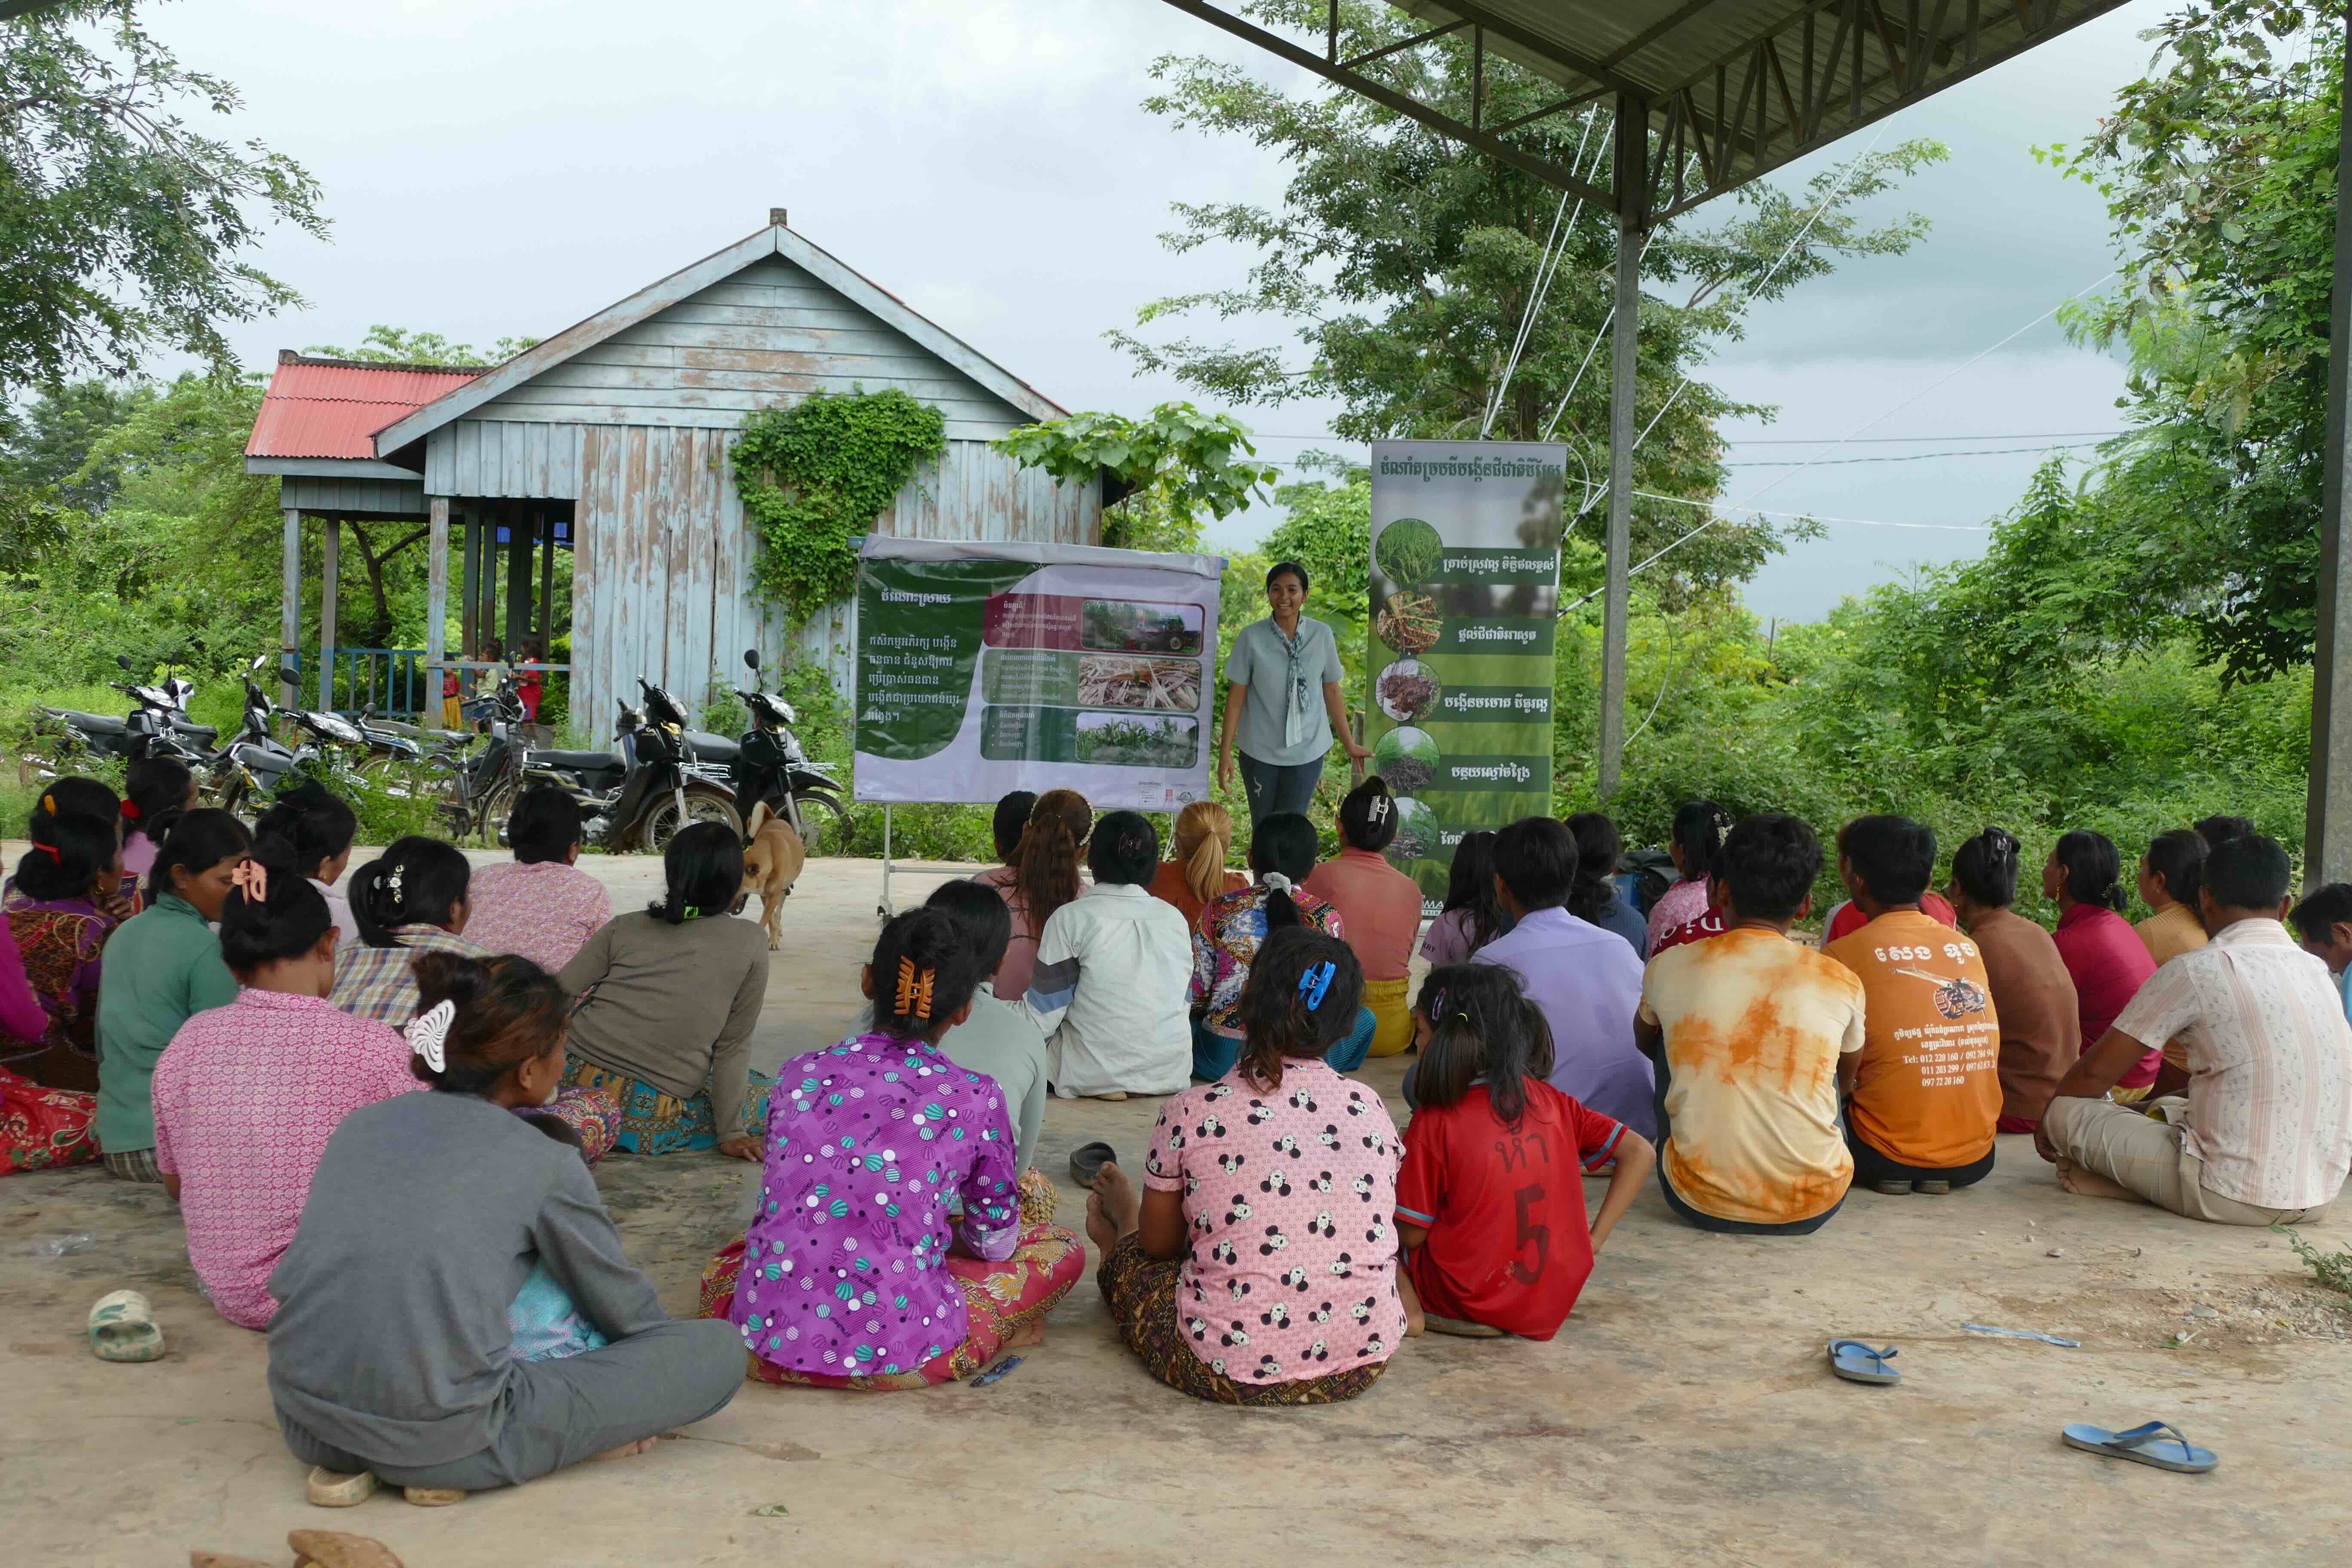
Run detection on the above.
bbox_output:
[1365,441,1565,914]
[852,537,1225,811]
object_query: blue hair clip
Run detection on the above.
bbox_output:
[1298,960,1335,1011]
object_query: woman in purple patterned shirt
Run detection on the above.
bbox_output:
[699,907,1084,1389]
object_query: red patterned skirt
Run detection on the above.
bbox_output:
[1,1068,98,1175]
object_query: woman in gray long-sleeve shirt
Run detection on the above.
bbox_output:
[556,824,772,1158]
[270,949,741,1499]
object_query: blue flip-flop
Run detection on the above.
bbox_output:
[1827,1339,1900,1385]
[2062,1420,2217,1473]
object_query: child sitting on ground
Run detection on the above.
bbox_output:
[507,1113,610,1363]
[1395,964,1655,1340]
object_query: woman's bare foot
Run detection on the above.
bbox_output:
[1006,1318,1047,1351]
[587,1435,661,1464]
[1397,1268,1427,1338]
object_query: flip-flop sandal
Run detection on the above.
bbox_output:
[305,1466,379,1507]
[401,1485,466,1507]
[87,1289,165,1363]
[1069,1142,1117,1188]
[1423,1313,1506,1338]
[2062,1420,2217,1473]
[1827,1339,1901,1385]
[288,1528,407,1568]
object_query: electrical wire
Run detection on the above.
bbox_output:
[1481,114,1610,438]
[1724,440,2107,467]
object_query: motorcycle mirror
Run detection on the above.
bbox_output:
[743,649,761,671]
[116,654,134,672]
[278,665,302,686]
[250,653,266,671]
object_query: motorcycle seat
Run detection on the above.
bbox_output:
[682,730,740,763]
[170,718,217,744]
[43,708,126,736]
[529,748,622,771]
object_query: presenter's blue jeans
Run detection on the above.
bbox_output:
[1193,1009,1374,1081]
[1237,751,1325,826]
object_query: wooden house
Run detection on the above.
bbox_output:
[245,210,1101,726]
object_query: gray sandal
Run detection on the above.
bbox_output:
[2062,1420,2217,1473]
[1827,1339,1900,1385]
[1068,1142,1117,1188]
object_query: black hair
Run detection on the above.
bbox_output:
[1671,800,1732,881]
[218,837,334,975]
[1495,815,1577,911]
[2144,827,2208,910]
[1949,826,2023,909]
[991,790,1037,863]
[350,835,473,946]
[253,783,358,882]
[1265,559,1310,594]
[925,879,1014,980]
[148,808,251,906]
[2051,829,2127,913]
[1441,829,1509,950]
[1412,963,1554,1127]
[16,811,118,902]
[1841,814,1936,906]
[1088,810,1160,886]
[34,777,119,840]
[2194,815,2257,849]
[1235,926,1364,1092]
[1247,812,1320,931]
[2202,832,2291,912]
[517,1110,588,1160]
[123,756,195,847]
[1564,812,1623,925]
[408,950,569,1097]
[508,784,585,865]
[648,821,743,924]
[870,906,986,1040]
[2290,882,2352,943]
[1715,813,1820,923]
[1338,775,1399,853]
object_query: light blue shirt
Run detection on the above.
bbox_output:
[1226,616,1344,766]
[2337,964,2352,1027]
[1475,906,1656,1140]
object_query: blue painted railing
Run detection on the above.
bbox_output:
[288,649,570,720]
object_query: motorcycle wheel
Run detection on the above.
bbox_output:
[787,790,853,858]
[636,782,742,854]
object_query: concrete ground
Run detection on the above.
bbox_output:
[4,851,2350,1566]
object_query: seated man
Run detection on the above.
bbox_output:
[1823,815,2003,1195]
[2288,881,2352,1026]
[1635,813,1865,1235]
[2040,834,2352,1225]
[1475,815,1654,1140]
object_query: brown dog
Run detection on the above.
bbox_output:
[740,800,806,950]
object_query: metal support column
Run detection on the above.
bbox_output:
[459,508,480,657]
[2306,11,2352,890]
[426,497,451,727]
[1597,92,1646,802]
[318,517,340,712]
[280,507,302,710]
[536,511,554,643]
[507,514,534,654]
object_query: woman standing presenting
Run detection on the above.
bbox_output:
[1217,561,1369,825]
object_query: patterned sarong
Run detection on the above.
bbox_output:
[1096,1232,1389,1406]
[1,1068,99,1175]
[527,1086,623,1163]
[562,1058,776,1155]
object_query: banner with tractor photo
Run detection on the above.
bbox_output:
[1365,441,1565,915]
[851,536,1224,811]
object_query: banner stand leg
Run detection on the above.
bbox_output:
[879,804,894,923]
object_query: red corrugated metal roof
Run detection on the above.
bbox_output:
[245,355,483,459]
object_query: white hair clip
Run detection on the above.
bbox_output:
[1262,872,1294,894]
[407,998,455,1073]
[1367,795,1390,825]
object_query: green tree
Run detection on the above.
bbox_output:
[993,401,1278,551]
[304,325,541,366]
[1258,457,1370,625]
[0,379,157,506]
[0,1,327,389]
[1117,0,1944,603]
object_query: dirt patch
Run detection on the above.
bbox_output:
[1987,1275,2352,1356]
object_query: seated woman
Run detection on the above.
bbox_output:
[96,809,250,1183]
[1397,963,1653,1339]
[990,787,1090,1004]
[1565,812,1648,959]
[1944,827,2079,1135]
[968,791,1035,901]
[1645,801,1730,951]
[557,823,771,1157]
[120,755,199,896]
[2135,827,2210,1096]
[334,836,618,1160]
[462,786,612,974]
[150,841,418,1329]
[254,784,360,945]
[2045,829,2162,1100]
[272,951,743,1504]
[1,847,98,1175]
[922,881,1051,1191]
[1193,812,1370,1081]
[1087,927,1404,1404]
[3,808,120,1092]
[1148,799,1246,932]
[1023,811,1193,1099]
[1304,777,1422,1058]
[699,906,1085,1388]
[1418,829,1510,967]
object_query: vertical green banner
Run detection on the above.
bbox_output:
[1365,442,1565,913]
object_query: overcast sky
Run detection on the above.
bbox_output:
[158,0,2179,621]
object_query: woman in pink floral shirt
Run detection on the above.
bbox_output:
[151,841,420,1329]
[464,787,612,974]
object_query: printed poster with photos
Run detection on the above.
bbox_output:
[1365,441,1565,914]
[852,536,1224,811]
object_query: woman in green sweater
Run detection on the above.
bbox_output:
[94,810,251,1182]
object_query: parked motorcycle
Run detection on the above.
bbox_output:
[19,654,215,784]
[727,649,849,855]
[208,656,321,822]
[527,675,740,852]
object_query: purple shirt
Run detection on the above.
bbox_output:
[1475,906,1657,1140]
[731,1031,1020,1379]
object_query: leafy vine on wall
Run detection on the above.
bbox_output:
[733,388,946,620]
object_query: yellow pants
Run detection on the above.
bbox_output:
[1363,977,1414,1057]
